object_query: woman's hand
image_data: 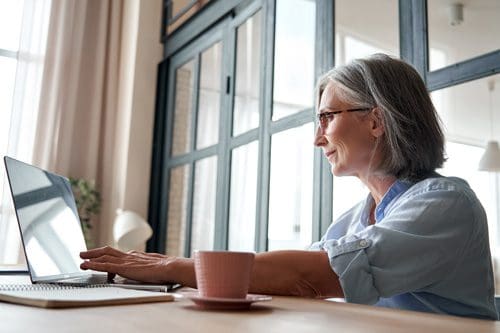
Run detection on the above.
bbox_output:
[80,246,195,285]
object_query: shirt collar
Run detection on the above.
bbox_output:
[374,179,413,222]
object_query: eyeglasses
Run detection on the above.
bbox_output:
[316,107,372,130]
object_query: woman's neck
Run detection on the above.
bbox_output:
[361,174,398,206]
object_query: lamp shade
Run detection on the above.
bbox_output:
[479,141,500,171]
[113,209,153,252]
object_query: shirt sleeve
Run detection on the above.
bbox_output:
[317,186,477,305]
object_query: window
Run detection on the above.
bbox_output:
[152,0,500,266]
[156,0,319,255]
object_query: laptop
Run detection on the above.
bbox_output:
[3,156,176,291]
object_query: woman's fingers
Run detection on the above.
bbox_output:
[127,251,167,259]
[88,254,125,264]
[80,246,125,259]
[80,260,122,274]
[81,258,165,283]
[80,246,176,283]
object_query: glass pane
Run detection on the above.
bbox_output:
[196,42,222,149]
[428,1,500,71]
[171,60,195,156]
[431,74,500,145]
[190,156,217,254]
[272,0,316,120]
[228,141,258,251]
[335,0,399,66]
[166,165,190,256]
[268,123,314,250]
[0,0,24,51]
[233,11,262,136]
[332,176,368,222]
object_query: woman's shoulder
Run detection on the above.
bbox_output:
[399,175,484,216]
[407,174,473,196]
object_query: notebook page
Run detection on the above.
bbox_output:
[0,284,174,308]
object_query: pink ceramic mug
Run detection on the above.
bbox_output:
[194,250,255,299]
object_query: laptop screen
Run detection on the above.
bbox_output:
[4,156,88,281]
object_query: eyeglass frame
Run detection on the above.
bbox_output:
[315,107,373,130]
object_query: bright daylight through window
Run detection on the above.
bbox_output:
[0,0,51,265]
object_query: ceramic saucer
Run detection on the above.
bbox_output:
[183,291,272,310]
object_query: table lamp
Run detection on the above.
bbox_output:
[478,80,500,172]
[113,209,153,252]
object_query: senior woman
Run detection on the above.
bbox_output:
[81,54,497,319]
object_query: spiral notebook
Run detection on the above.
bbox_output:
[0,284,174,308]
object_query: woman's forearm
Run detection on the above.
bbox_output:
[249,250,343,298]
[80,246,342,297]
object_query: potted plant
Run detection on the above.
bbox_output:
[69,178,101,248]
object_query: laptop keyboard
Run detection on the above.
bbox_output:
[59,274,110,285]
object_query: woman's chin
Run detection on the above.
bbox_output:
[331,165,342,176]
[331,165,351,177]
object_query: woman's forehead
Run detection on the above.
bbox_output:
[320,83,350,107]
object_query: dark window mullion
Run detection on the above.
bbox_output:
[183,54,201,256]
[213,19,235,250]
[229,129,260,150]
[184,163,195,257]
[399,0,428,81]
[255,0,275,252]
[153,58,179,253]
[190,55,201,152]
[268,109,314,134]
[166,145,218,168]
[147,59,168,252]
[427,51,500,91]
[0,49,18,58]
[316,0,335,77]
[315,0,335,240]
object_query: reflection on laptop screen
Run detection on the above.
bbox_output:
[4,157,87,281]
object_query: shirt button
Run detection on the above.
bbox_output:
[359,240,368,247]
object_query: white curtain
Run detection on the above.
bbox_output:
[1,0,125,264]
[32,0,161,248]
[0,0,162,264]
[32,0,128,249]
[0,0,52,264]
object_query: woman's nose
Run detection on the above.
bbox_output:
[314,126,326,147]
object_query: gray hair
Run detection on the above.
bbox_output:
[317,53,445,181]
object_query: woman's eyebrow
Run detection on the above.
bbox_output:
[317,106,336,113]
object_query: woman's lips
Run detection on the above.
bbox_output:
[325,150,336,159]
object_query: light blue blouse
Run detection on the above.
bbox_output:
[310,175,498,319]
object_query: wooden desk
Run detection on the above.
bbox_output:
[0,275,498,333]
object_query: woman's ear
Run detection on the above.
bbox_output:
[370,107,385,138]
